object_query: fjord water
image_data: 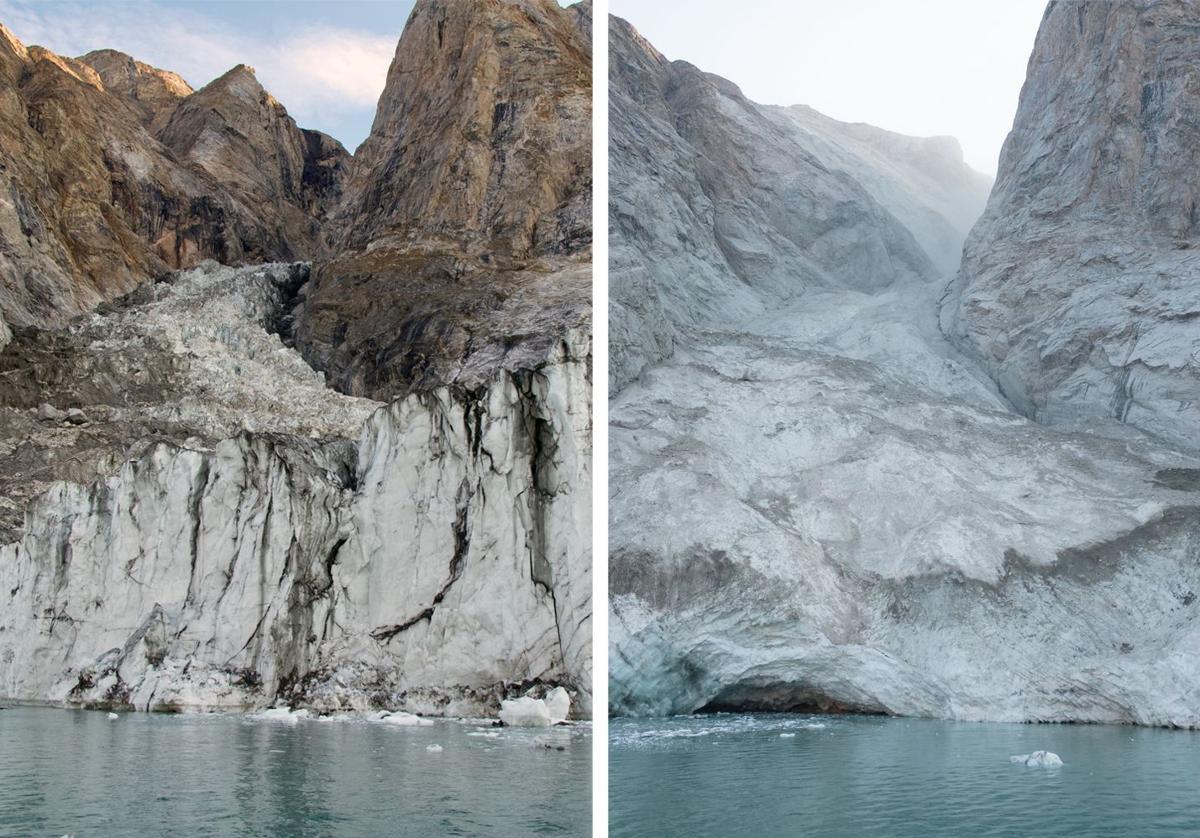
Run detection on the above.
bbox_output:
[610,714,1200,837]
[0,707,589,837]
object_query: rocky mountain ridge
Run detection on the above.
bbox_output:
[0,24,349,347]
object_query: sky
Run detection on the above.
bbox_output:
[0,0,417,152]
[610,0,1049,176]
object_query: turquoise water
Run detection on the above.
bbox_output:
[0,706,590,837]
[610,713,1200,837]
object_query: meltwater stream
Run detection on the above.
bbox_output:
[610,714,1200,837]
[0,706,590,836]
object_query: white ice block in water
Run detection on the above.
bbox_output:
[426,744,444,753]
[500,688,571,727]
[106,712,119,721]
[1010,750,1063,767]
[254,707,310,724]
[545,687,571,723]
[379,711,433,727]
[780,733,796,738]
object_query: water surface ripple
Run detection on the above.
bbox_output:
[0,706,590,837]
[610,713,1200,837]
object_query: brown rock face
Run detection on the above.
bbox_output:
[0,25,348,346]
[158,65,351,260]
[77,48,192,133]
[294,0,592,399]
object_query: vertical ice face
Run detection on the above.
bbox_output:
[0,266,592,717]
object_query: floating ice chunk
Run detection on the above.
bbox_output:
[779,732,796,738]
[379,711,433,727]
[544,687,571,723]
[254,707,309,724]
[426,744,443,753]
[500,696,552,727]
[467,730,502,738]
[500,688,571,727]
[106,712,119,721]
[1010,750,1063,767]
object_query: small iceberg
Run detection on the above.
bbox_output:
[499,687,571,728]
[253,707,310,724]
[379,711,434,727]
[779,732,796,738]
[1010,750,1063,767]
[426,744,444,753]
[106,712,119,721]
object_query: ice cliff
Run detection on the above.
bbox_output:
[609,3,1200,726]
[0,0,591,717]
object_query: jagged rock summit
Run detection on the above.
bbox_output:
[294,0,593,399]
[77,48,193,132]
[0,25,347,348]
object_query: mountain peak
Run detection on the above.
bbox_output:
[77,48,192,132]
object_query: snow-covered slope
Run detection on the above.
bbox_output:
[609,7,1200,726]
[608,15,989,390]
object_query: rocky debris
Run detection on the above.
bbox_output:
[294,0,593,400]
[942,0,1200,451]
[0,25,345,349]
[0,261,375,541]
[608,9,1200,726]
[35,403,63,422]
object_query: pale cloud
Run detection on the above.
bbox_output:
[0,0,396,149]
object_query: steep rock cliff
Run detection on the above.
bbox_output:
[295,0,592,400]
[942,0,1200,451]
